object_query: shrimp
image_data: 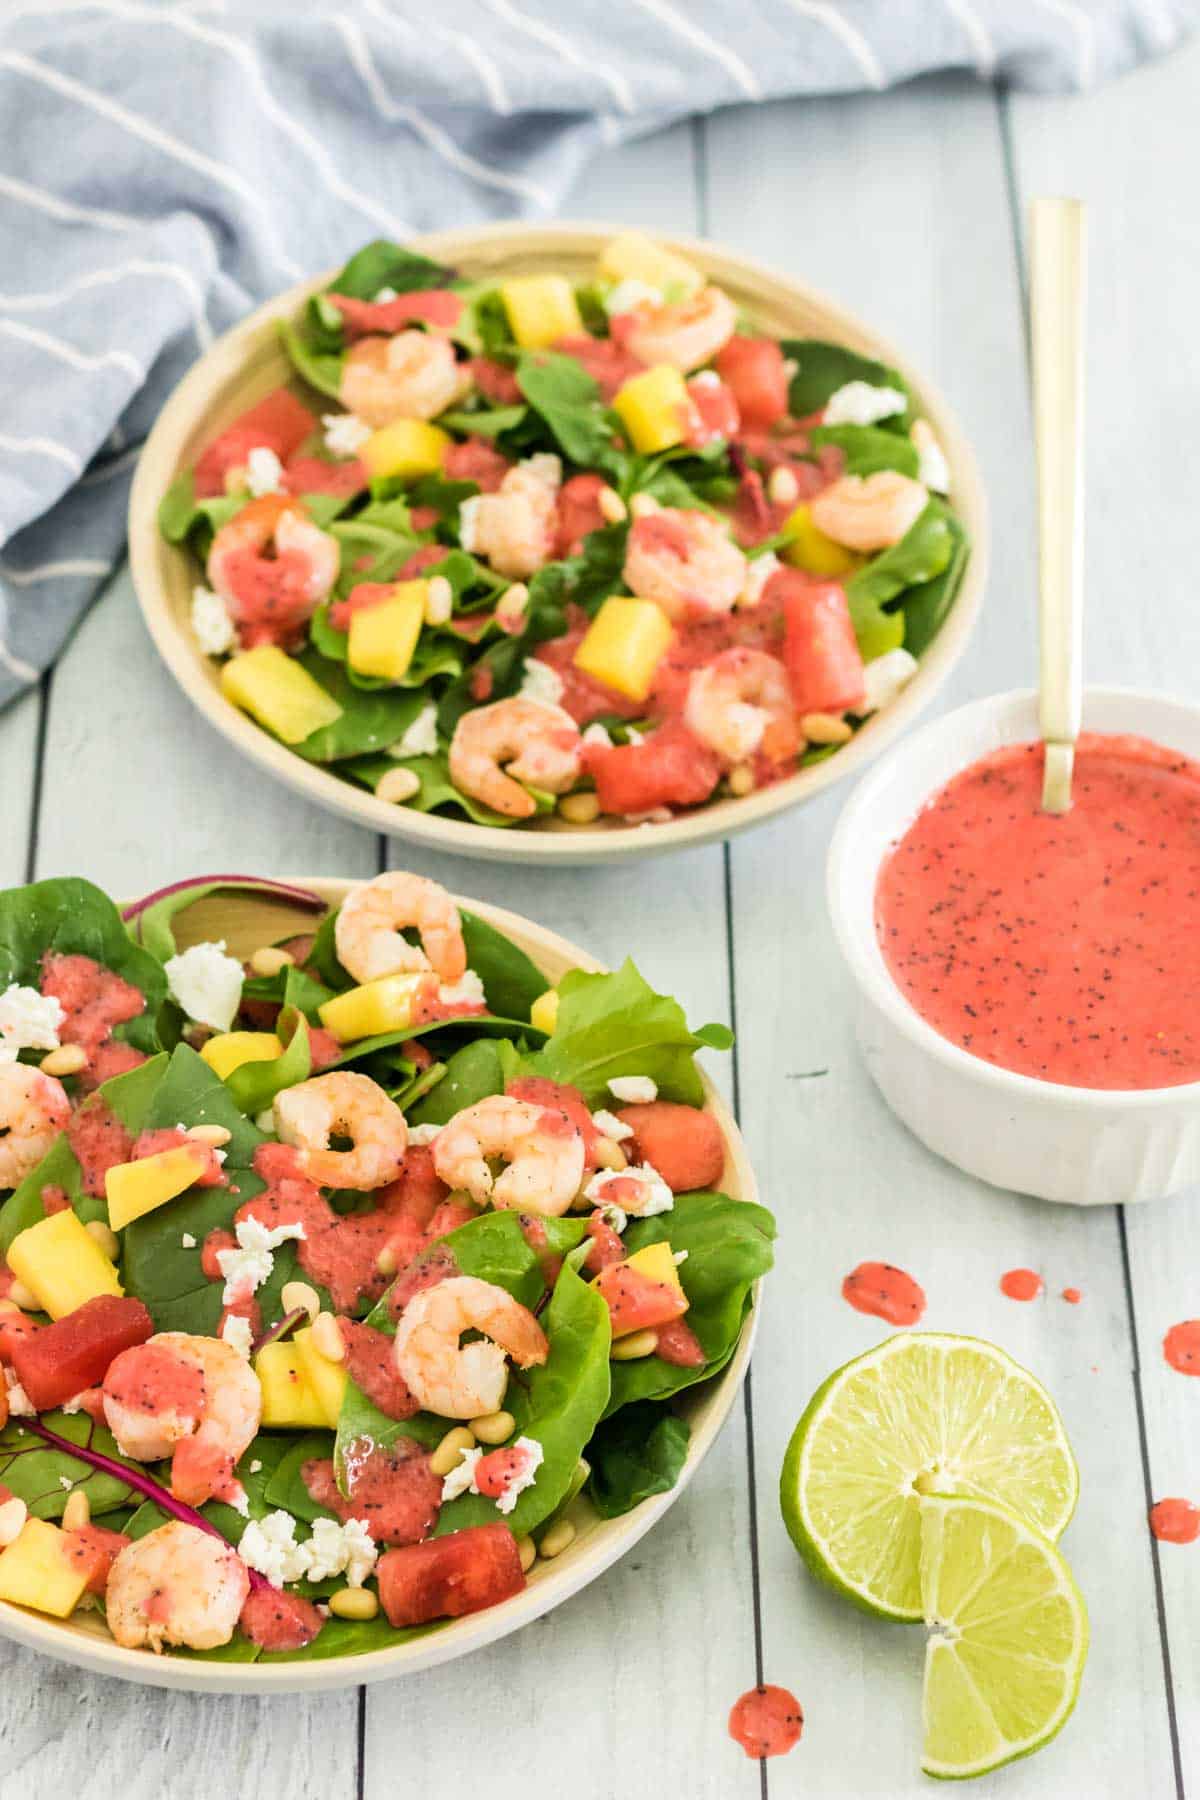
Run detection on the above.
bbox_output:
[809,471,929,553]
[392,1274,549,1418]
[684,648,800,765]
[273,1071,407,1191]
[340,330,471,428]
[102,1332,261,1507]
[0,1063,70,1189]
[623,507,747,621]
[105,1521,249,1653]
[616,285,737,373]
[433,1094,584,1215]
[449,697,583,821]
[206,494,339,646]
[335,872,466,986]
[458,453,560,580]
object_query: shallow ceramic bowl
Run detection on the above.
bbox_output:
[0,878,759,1692]
[128,221,988,864]
[828,688,1200,1205]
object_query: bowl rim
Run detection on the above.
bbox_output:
[0,879,761,1693]
[127,217,989,866]
[827,683,1200,1111]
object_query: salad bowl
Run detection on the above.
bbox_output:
[128,220,988,864]
[0,876,760,1693]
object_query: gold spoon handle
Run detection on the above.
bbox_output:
[1030,195,1086,814]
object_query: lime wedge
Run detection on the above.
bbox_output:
[779,1333,1078,1620]
[920,1493,1088,1779]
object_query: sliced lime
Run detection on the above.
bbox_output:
[779,1333,1078,1620]
[920,1492,1088,1779]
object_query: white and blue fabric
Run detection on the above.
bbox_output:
[0,0,1192,704]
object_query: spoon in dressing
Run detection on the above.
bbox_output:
[1030,195,1086,814]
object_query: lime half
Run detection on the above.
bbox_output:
[780,1334,1078,1620]
[920,1493,1088,1779]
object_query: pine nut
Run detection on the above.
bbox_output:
[498,582,529,626]
[61,1489,91,1532]
[188,1123,232,1148]
[538,1518,575,1560]
[610,1328,659,1361]
[558,791,600,826]
[310,1312,344,1362]
[727,763,755,797]
[424,575,453,626]
[592,1138,626,1173]
[517,1534,537,1573]
[329,1586,379,1621]
[377,766,421,806]
[85,1220,119,1262]
[430,1426,476,1477]
[281,1280,320,1323]
[767,465,800,508]
[629,492,661,519]
[470,1409,515,1446]
[376,1242,399,1276]
[39,1044,87,1078]
[249,946,295,978]
[7,1280,38,1313]
[0,1497,27,1547]
[800,711,853,745]
[597,485,627,525]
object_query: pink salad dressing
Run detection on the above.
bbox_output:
[728,1685,804,1760]
[875,734,1200,1090]
[841,1261,926,1326]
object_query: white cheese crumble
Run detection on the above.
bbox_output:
[220,1313,254,1359]
[440,1444,483,1503]
[591,1108,633,1142]
[238,1510,379,1589]
[597,1200,627,1234]
[249,1459,263,1475]
[624,725,644,746]
[911,418,950,494]
[581,722,612,748]
[585,1162,673,1218]
[373,285,399,304]
[59,1475,74,1491]
[181,1232,197,1249]
[407,1122,441,1148]
[437,970,487,1011]
[519,657,565,707]
[457,493,482,553]
[229,1488,250,1517]
[0,984,63,1054]
[323,411,372,458]
[246,445,285,496]
[439,1438,543,1515]
[604,278,663,316]
[388,702,438,760]
[674,1249,689,1265]
[823,381,908,428]
[165,940,244,1032]
[690,369,721,389]
[861,647,919,714]
[739,550,780,610]
[216,1215,305,1305]
[190,585,236,658]
[60,1390,95,1415]
[607,1075,658,1104]
[3,1370,34,1417]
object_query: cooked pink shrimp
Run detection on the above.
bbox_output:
[459,454,560,579]
[273,1071,407,1191]
[623,507,747,621]
[340,330,471,428]
[106,1521,249,1653]
[433,1094,585,1215]
[0,1063,70,1188]
[102,1332,261,1507]
[392,1274,549,1418]
[684,648,800,765]
[809,471,929,553]
[449,697,582,821]
[335,872,466,986]
[206,494,339,644]
[616,285,737,372]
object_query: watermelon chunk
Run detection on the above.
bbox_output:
[193,389,317,498]
[594,1262,689,1337]
[10,1295,154,1412]
[614,1101,725,1193]
[775,570,867,715]
[555,472,608,556]
[715,335,789,430]
[506,1077,599,1165]
[583,1211,626,1274]
[378,1145,448,1229]
[63,1524,130,1595]
[328,290,463,338]
[583,721,721,817]
[685,376,739,446]
[654,1316,707,1368]
[444,437,509,493]
[377,1522,525,1627]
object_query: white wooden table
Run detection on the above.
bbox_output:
[2,43,1198,1798]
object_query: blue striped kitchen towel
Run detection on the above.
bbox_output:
[0,0,1191,703]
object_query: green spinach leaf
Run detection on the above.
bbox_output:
[844,500,953,660]
[0,877,166,1054]
[809,423,919,478]
[586,1401,690,1519]
[516,352,617,468]
[531,959,732,1107]
[894,502,970,658]
[781,338,911,427]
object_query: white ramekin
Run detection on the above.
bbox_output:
[827,687,1200,1206]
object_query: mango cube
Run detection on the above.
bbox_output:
[598,231,703,299]
[105,1147,208,1233]
[782,504,864,579]
[0,1519,90,1618]
[200,1031,284,1082]
[574,597,674,703]
[624,1240,686,1301]
[295,1326,349,1424]
[221,647,342,746]
[499,275,582,350]
[318,972,427,1044]
[346,582,427,683]
[8,1209,122,1319]
[360,419,450,483]
[613,365,691,455]
[529,988,559,1036]
[255,1326,347,1429]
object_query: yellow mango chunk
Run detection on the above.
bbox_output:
[221,647,342,746]
[200,1031,284,1082]
[294,1327,349,1425]
[0,1519,90,1619]
[613,365,690,455]
[8,1209,122,1319]
[360,419,450,483]
[318,973,428,1044]
[255,1327,347,1429]
[529,988,559,1036]
[499,275,582,349]
[574,597,674,703]
[346,582,427,683]
[782,504,865,579]
[598,231,703,299]
[105,1147,208,1233]
[624,1240,687,1301]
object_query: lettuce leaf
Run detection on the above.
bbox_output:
[530,960,732,1107]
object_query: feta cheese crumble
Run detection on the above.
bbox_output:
[239,1510,379,1589]
[190,586,236,658]
[739,550,780,610]
[216,1215,306,1306]
[323,411,372,458]
[245,445,285,496]
[604,278,663,316]
[389,702,439,761]
[220,1313,254,1359]
[591,1108,633,1142]
[822,381,908,428]
[440,1444,483,1503]
[607,1075,658,1105]
[581,722,612,749]
[911,419,950,494]
[597,1200,627,1234]
[373,286,399,304]
[0,984,63,1055]
[181,1232,197,1249]
[861,647,919,714]
[519,657,565,707]
[437,970,487,1011]
[439,1438,544,1515]
[585,1163,673,1218]
[164,940,244,1032]
[3,1369,34,1417]
[407,1122,441,1148]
